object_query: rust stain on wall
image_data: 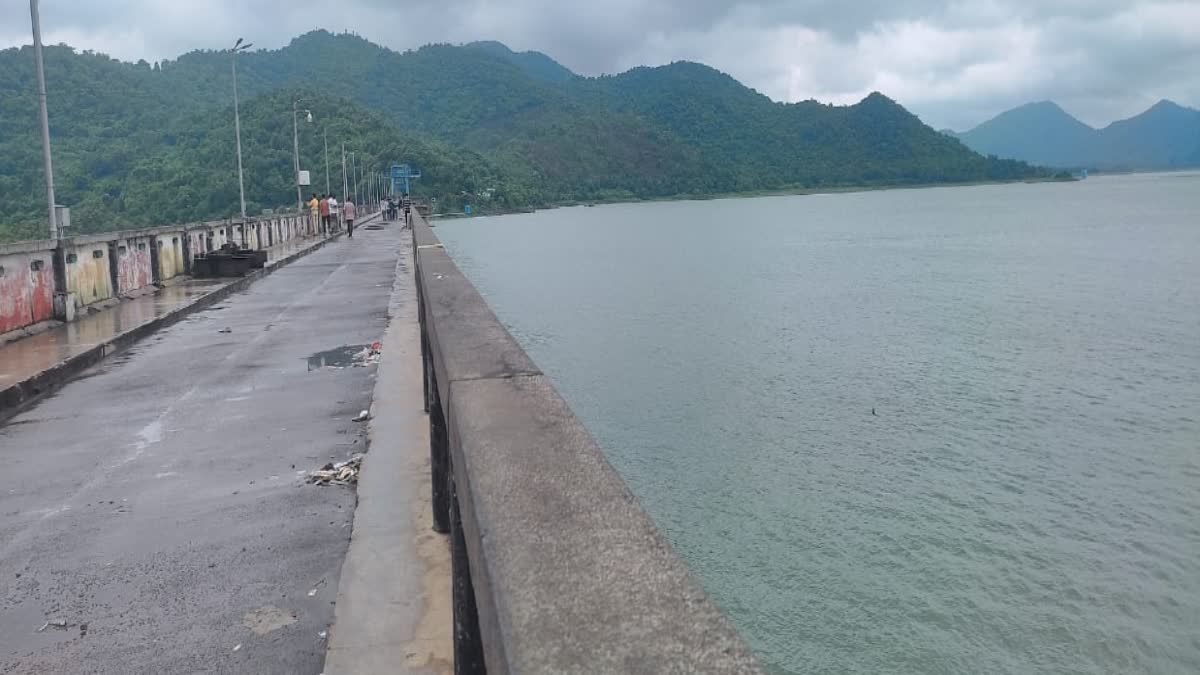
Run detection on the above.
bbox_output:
[116,237,153,294]
[0,252,51,333]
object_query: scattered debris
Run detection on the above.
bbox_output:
[318,630,328,640]
[36,619,73,632]
[350,343,382,368]
[307,454,364,486]
[353,409,370,422]
[307,588,318,597]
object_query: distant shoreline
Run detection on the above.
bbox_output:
[438,175,1076,220]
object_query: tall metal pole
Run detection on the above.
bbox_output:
[341,143,348,202]
[292,100,302,211]
[351,152,359,206]
[323,127,331,195]
[29,0,57,239]
[231,48,247,220]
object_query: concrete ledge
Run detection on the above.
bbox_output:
[0,238,57,255]
[414,215,763,673]
[417,250,540,408]
[449,374,761,672]
[0,231,342,420]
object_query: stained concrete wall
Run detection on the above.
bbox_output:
[1,211,326,336]
[0,242,56,335]
[155,233,186,281]
[63,241,114,310]
[113,235,154,295]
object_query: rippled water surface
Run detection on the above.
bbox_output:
[437,173,1200,674]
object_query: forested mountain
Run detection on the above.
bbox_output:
[463,41,577,83]
[954,99,1200,170]
[1,30,1047,241]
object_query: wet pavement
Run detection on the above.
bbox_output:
[0,236,333,394]
[0,221,403,674]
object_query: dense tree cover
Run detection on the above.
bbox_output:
[0,31,1048,242]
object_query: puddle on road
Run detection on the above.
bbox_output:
[306,345,370,371]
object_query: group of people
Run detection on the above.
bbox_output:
[308,192,413,238]
[382,194,412,227]
[308,193,359,238]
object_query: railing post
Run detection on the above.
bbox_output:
[450,474,486,674]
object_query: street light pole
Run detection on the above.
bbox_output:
[231,38,252,221]
[323,127,331,195]
[292,101,302,210]
[350,152,358,206]
[29,0,57,239]
[341,143,348,202]
[292,101,311,211]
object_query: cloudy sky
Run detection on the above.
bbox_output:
[3,0,1198,130]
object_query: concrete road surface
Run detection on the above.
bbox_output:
[0,221,402,674]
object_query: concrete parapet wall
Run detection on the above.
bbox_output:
[0,211,322,337]
[411,215,763,673]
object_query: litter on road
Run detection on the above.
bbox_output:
[351,343,382,367]
[307,454,364,486]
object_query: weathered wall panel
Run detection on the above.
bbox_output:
[115,236,153,294]
[0,250,54,334]
[156,233,185,280]
[65,244,114,309]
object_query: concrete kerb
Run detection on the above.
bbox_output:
[323,227,454,675]
[0,225,358,421]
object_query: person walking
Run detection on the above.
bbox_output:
[344,198,357,238]
[319,194,331,234]
[308,193,320,234]
[328,194,340,231]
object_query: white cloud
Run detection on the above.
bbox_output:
[1,0,1197,130]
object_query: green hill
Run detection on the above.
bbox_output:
[955,99,1200,170]
[0,30,1048,241]
[463,41,578,83]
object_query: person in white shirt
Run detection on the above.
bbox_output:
[327,195,340,230]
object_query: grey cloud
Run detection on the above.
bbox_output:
[1,0,1196,130]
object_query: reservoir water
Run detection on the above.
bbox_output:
[436,173,1200,674]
